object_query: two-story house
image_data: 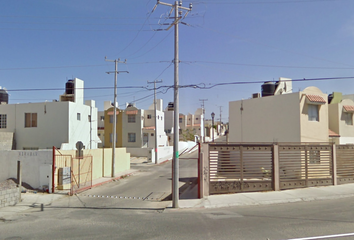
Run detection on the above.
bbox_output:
[0,78,101,150]
[229,79,328,143]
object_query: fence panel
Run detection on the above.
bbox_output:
[209,144,273,194]
[337,145,354,185]
[278,144,333,190]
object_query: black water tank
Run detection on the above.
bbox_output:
[0,89,9,104]
[65,80,75,94]
[328,93,334,104]
[261,82,276,97]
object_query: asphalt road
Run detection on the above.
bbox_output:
[1,196,354,240]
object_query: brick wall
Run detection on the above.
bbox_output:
[0,188,19,208]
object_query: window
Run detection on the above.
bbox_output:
[128,133,136,142]
[88,115,91,122]
[157,116,160,120]
[179,118,182,123]
[344,112,353,125]
[161,116,163,121]
[308,105,319,122]
[77,113,81,121]
[128,115,136,123]
[151,133,154,136]
[110,133,117,143]
[309,150,320,164]
[147,114,151,119]
[109,115,114,123]
[25,113,37,128]
[100,116,104,121]
[196,118,199,120]
[0,114,6,129]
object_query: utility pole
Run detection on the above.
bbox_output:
[152,0,192,208]
[147,79,163,164]
[105,57,128,178]
[219,106,222,125]
[199,99,208,143]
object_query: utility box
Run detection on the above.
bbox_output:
[58,167,71,190]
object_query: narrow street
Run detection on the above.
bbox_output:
[51,150,199,210]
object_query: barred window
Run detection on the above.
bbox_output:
[0,114,6,128]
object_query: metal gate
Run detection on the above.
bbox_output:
[208,143,274,195]
[70,155,93,195]
[336,145,354,185]
[278,144,333,190]
[52,147,72,193]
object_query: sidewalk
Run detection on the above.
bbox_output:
[170,183,354,209]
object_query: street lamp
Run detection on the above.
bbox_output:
[211,112,215,142]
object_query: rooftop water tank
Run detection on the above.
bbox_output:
[65,80,75,95]
[261,82,277,97]
[0,88,9,104]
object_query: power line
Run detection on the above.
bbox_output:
[183,61,354,70]
[5,76,354,93]
[0,61,168,71]
[193,0,347,4]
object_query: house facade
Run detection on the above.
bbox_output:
[328,92,354,144]
[0,78,101,150]
[104,100,168,149]
[229,85,329,143]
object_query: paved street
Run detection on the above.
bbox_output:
[1,195,354,240]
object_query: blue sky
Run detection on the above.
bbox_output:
[1,0,354,122]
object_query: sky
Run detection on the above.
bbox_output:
[1,0,354,123]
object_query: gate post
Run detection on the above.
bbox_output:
[332,143,337,186]
[199,143,209,198]
[272,144,280,191]
[52,146,55,194]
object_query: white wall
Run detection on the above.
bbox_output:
[0,102,70,149]
[0,150,52,190]
[229,92,302,142]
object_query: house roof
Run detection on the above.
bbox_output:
[107,110,119,115]
[306,94,326,104]
[343,105,354,113]
[329,129,340,137]
[126,110,138,115]
[143,126,155,130]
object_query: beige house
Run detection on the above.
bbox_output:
[328,92,354,144]
[229,86,329,143]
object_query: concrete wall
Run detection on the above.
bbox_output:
[0,188,19,208]
[300,87,329,142]
[229,92,302,142]
[0,150,52,189]
[0,132,14,150]
[59,148,131,179]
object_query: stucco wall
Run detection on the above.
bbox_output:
[300,87,329,142]
[0,150,52,189]
[229,92,301,142]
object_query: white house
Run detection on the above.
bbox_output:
[0,78,101,150]
[121,100,168,148]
